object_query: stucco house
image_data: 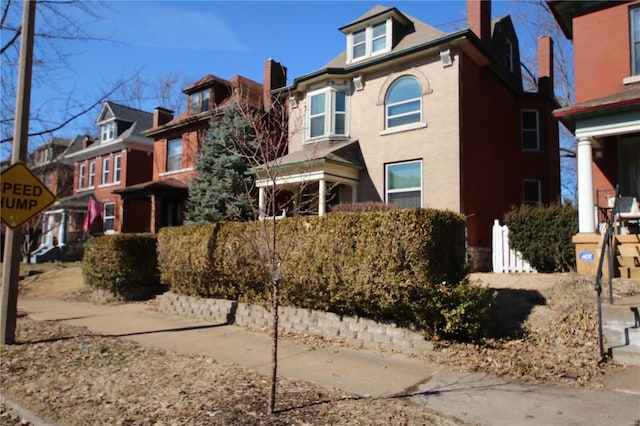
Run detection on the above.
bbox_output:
[549,0,640,279]
[255,1,561,270]
[116,59,286,233]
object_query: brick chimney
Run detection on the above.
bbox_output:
[537,35,554,97]
[153,107,174,127]
[263,58,287,110]
[468,0,491,48]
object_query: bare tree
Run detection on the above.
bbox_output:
[0,1,147,154]
[204,88,336,413]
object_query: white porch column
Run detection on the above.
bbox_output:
[46,214,55,245]
[351,184,357,203]
[318,179,326,216]
[258,187,265,219]
[577,136,596,233]
[58,211,67,246]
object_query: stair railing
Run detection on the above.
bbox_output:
[594,186,620,359]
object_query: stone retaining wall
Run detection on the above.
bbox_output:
[158,292,434,356]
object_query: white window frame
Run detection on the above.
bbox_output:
[102,157,110,185]
[78,164,86,189]
[521,109,540,151]
[347,19,392,63]
[100,121,116,142]
[114,155,122,183]
[385,160,423,208]
[305,85,349,142]
[103,202,116,233]
[385,76,423,130]
[88,161,96,188]
[523,179,542,204]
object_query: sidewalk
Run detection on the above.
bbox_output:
[17,296,640,426]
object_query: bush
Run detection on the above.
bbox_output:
[504,203,578,273]
[157,208,492,340]
[83,233,160,298]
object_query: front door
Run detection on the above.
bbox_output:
[619,135,640,197]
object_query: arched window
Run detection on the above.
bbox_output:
[385,76,422,129]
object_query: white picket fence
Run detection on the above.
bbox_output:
[492,219,537,274]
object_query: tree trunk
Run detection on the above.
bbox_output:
[268,276,279,414]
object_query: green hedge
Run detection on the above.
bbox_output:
[504,203,578,273]
[158,209,492,340]
[83,233,160,298]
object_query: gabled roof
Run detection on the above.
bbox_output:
[338,5,412,33]
[96,101,153,129]
[324,6,445,69]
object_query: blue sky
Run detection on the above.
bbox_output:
[22,1,515,140]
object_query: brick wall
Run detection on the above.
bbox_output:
[158,292,435,356]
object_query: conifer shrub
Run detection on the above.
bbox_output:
[82,233,160,299]
[504,203,578,273]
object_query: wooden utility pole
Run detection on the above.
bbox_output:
[1,0,36,345]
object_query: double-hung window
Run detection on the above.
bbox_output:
[103,202,116,233]
[348,20,390,63]
[523,179,542,204]
[78,164,86,189]
[190,88,211,114]
[102,157,110,185]
[632,6,640,75]
[100,121,116,142]
[167,138,183,172]
[385,76,422,129]
[88,161,96,187]
[306,87,348,141]
[385,160,422,208]
[522,110,540,151]
[114,155,122,183]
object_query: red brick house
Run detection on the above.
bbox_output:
[549,0,640,278]
[61,102,155,234]
[116,59,286,233]
[255,0,561,270]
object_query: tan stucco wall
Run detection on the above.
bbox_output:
[288,52,462,212]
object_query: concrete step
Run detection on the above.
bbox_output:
[609,345,640,366]
[604,325,640,348]
[618,244,640,258]
[602,296,640,366]
[616,255,639,268]
[615,234,640,244]
[618,267,640,280]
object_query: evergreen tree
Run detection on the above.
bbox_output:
[185,106,256,223]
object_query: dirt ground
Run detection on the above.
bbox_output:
[2,262,639,425]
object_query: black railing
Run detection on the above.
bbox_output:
[594,186,620,359]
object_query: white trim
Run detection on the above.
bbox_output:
[159,167,194,177]
[380,122,427,136]
[623,75,640,85]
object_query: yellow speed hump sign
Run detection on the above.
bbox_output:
[1,161,56,229]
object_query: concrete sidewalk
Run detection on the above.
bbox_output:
[17,297,640,426]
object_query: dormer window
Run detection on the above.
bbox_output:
[506,38,514,73]
[305,84,349,141]
[190,88,211,114]
[347,19,391,63]
[100,121,116,142]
